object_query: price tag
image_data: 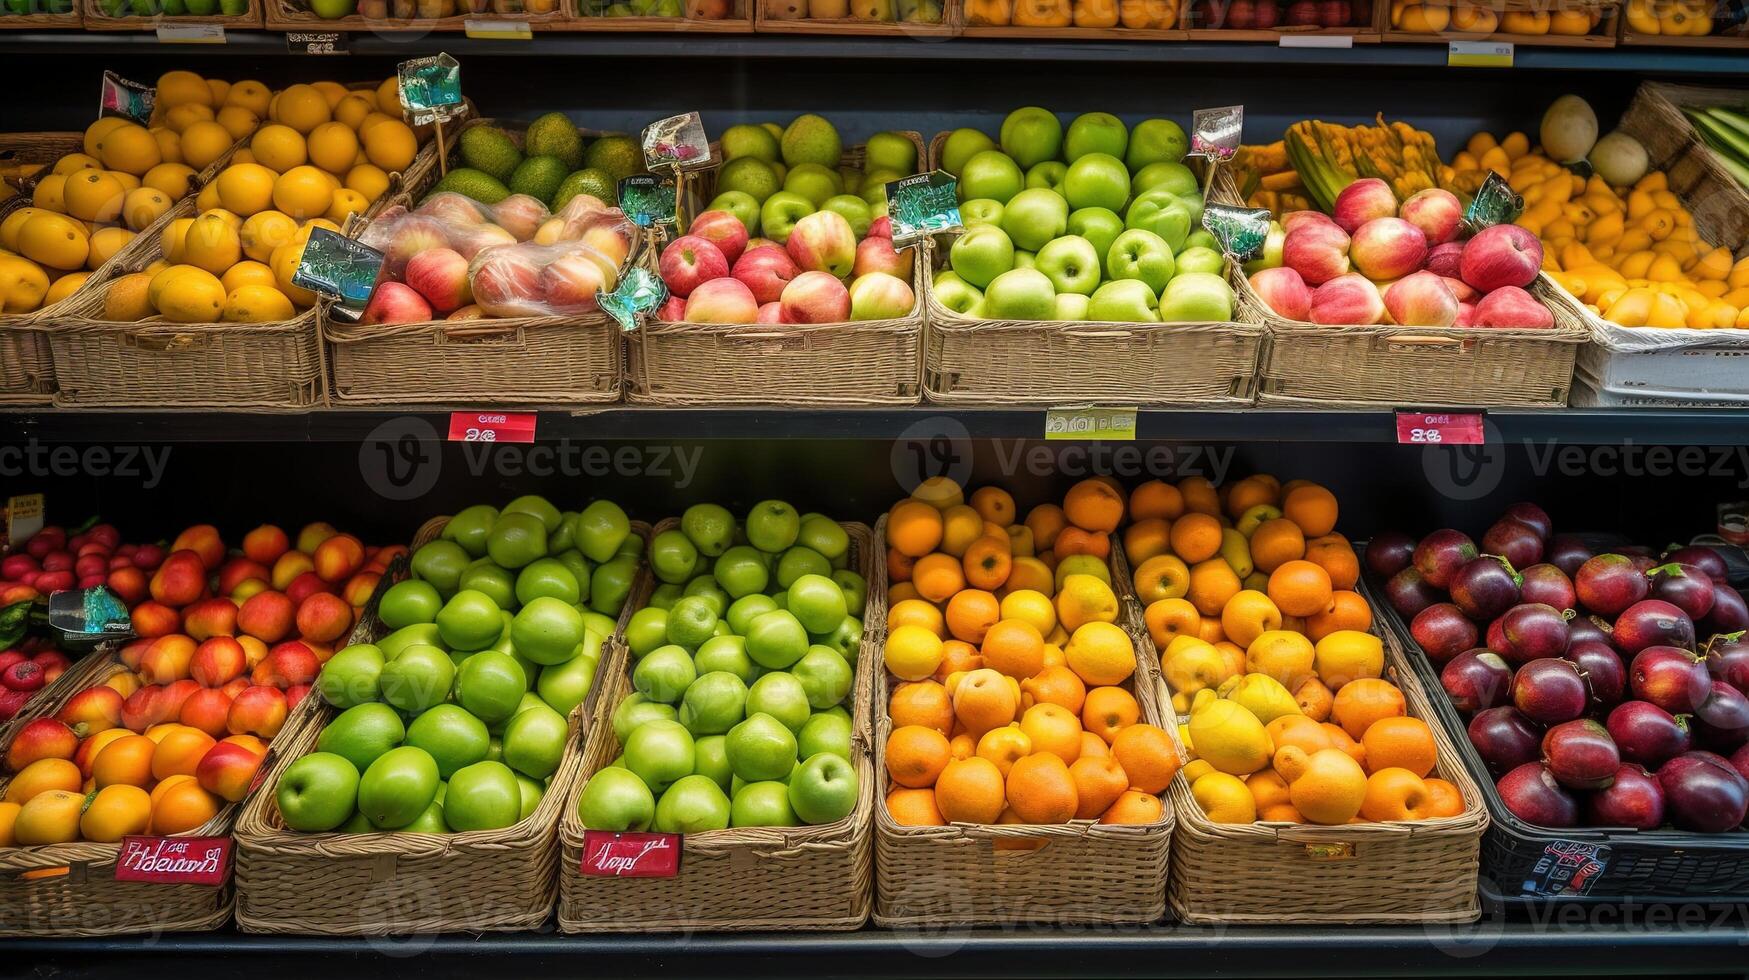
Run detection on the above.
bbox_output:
[1278,34,1352,47]
[1523,840,1610,896]
[597,266,668,331]
[1189,105,1243,164]
[154,23,226,43]
[47,586,132,647]
[397,53,463,126]
[1202,203,1272,264]
[114,836,231,886]
[1044,407,1137,441]
[1395,411,1485,445]
[885,170,962,250]
[617,173,677,230]
[463,18,533,38]
[641,113,711,173]
[286,31,349,54]
[5,493,44,547]
[579,830,682,877]
[447,412,537,443]
[1448,40,1513,67]
[292,227,384,315]
[99,71,154,124]
[1463,171,1524,233]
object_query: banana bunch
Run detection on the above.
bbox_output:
[1233,142,1314,216]
[1284,117,1451,211]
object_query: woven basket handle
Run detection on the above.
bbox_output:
[1377,334,1469,353]
[438,322,527,346]
[1060,327,1140,340]
[124,331,210,353]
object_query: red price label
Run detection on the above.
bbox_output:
[579,831,682,877]
[1395,411,1485,446]
[113,836,231,886]
[447,412,537,443]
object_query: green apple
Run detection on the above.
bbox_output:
[407,705,491,779]
[813,615,862,663]
[796,515,849,563]
[503,494,562,533]
[960,198,1004,228]
[785,574,847,634]
[503,702,569,780]
[1107,228,1176,294]
[653,774,730,833]
[442,505,498,558]
[830,570,866,613]
[1159,271,1235,323]
[746,671,811,732]
[724,595,779,637]
[1064,111,1129,162]
[1185,228,1217,251]
[377,623,441,659]
[316,643,384,709]
[458,562,515,612]
[746,610,809,670]
[1067,207,1124,272]
[958,150,1024,205]
[549,512,578,554]
[864,130,918,175]
[452,650,525,724]
[694,635,757,683]
[1242,221,1286,274]
[725,712,798,782]
[722,123,781,162]
[339,812,374,833]
[553,550,592,600]
[799,710,852,760]
[790,752,858,825]
[1176,245,1225,276]
[731,780,798,828]
[1063,153,1131,214]
[576,766,655,831]
[511,597,585,665]
[784,163,843,207]
[691,734,734,793]
[379,645,456,715]
[708,191,762,236]
[536,648,597,718]
[759,191,814,245]
[1125,190,1192,250]
[861,172,896,211]
[613,693,677,745]
[680,671,749,736]
[931,271,985,318]
[589,555,637,617]
[775,547,831,589]
[276,752,360,832]
[719,156,781,203]
[1014,251,1036,269]
[624,718,694,792]
[436,589,500,653]
[1000,188,1069,252]
[1035,234,1101,296]
[984,268,1057,321]
[792,646,852,709]
[948,224,1015,289]
[515,558,580,606]
[1087,279,1162,323]
[1127,118,1189,171]
[712,546,769,599]
[822,195,872,238]
[745,500,801,553]
[683,576,730,617]
[625,607,670,659]
[941,128,996,176]
[1132,161,1199,198]
[681,503,735,558]
[664,596,719,650]
[573,501,629,563]
[648,584,683,611]
[486,512,546,570]
[444,761,521,831]
[649,530,698,586]
[403,800,449,833]
[357,746,440,830]
[411,540,469,596]
[516,775,542,820]
[634,646,697,704]
[1025,161,1067,195]
[1055,292,1090,320]
[379,580,441,630]
[999,107,1063,169]
[317,704,403,775]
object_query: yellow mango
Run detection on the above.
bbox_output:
[1647,292,1688,328]
[1605,287,1654,327]
[1617,250,1657,279]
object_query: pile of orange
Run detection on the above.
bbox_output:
[881,477,1179,831]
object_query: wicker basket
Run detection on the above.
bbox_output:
[562,0,752,29]
[1180,0,1378,40]
[0,133,86,403]
[870,514,1175,928]
[1375,0,1617,45]
[325,118,633,407]
[264,0,566,30]
[0,2,79,28]
[79,0,263,28]
[556,518,876,932]
[754,0,956,36]
[0,648,119,749]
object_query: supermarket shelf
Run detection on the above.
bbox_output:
[8,406,1749,443]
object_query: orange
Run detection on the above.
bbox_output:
[913,553,966,603]
[1274,745,1367,825]
[150,779,220,835]
[1005,752,1077,823]
[1312,629,1384,689]
[1359,767,1436,822]
[912,475,964,510]
[886,725,953,788]
[1054,527,1110,560]
[1003,559,1054,598]
[1424,778,1465,818]
[884,624,946,682]
[1110,723,1180,793]
[1122,518,1172,565]
[1282,484,1338,537]
[1360,717,1438,777]
[949,732,976,760]
[1063,479,1124,533]
[1249,518,1306,574]
[1021,664,1087,714]
[1224,476,1279,519]
[1198,616,1226,644]
[1129,479,1185,521]
[0,801,19,846]
[1186,558,1241,618]
[1219,589,1281,648]
[4,758,82,804]
[1267,559,1334,618]
[151,727,217,781]
[1305,537,1360,590]
[889,598,946,637]
[1065,621,1136,686]
[981,619,1045,679]
[969,486,1016,526]
[962,535,1012,591]
[953,668,1020,735]
[1019,703,1082,764]
[934,640,983,684]
[1178,476,1220,516]
[1079,731,1109,759]
[1071,755,1130,819]
[1259,803,1305,823]
[1081,686,1138,743]
[91,734,156,789]
[1294,677,1335,722]
[944,589,1000,644]
[1246,629,1315,689]
[939,504,985,557]
[1331,678,1407,741]
[1305,590,1372,641]
[975,724,1032,777]
[1169,512,1222,564]
[1023,503,1068,550]
[994,806,1048,849]
[1099,789,1164,825]
[891,680,955,735]
[887,547,915,583]
[1144,598,1202,651]
[1267,714,1336,755]
[886,788,944,826]
[1321,723,1367,766]
[1246,769,1291,810]
[934,756,1007,824]
[888,499,944,557]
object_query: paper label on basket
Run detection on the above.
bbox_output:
[579,830,681,877]
[447,412,537,443]
[885,170,962,250]
[618,173,677,230]
[114,836,231,886]
[641,113,711,173]
[5,493,43,548]
[1189,105,1243,163]
[1395,411,1485,445]
[463,18,534,38]
[1462,172,1524,234]
[1201,204,1271,263]
[1522,840,1610,896]
[292,228,384,313]
[397,53,464,126]
[99,71,155,124]
[597,266,668,332]
[1447,40,1513,68]
[47,586,132,640]
[285,31,349,54]
[155,24,226,43]
[1044,407,1137,441]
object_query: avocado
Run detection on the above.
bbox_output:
[426,168,510,205]
[523,113,584,171]
[507,155,569,205]
[552,168,617,211]
[581,135,644,183]
[458,126,524,183]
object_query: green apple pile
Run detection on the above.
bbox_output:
[577,501,865,834]
[934,108,1238,324]
[275,496,638,835]
[705,115,920,240]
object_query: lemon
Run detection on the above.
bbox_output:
[30,174,65,212]
[310,81,350,109]
[205,207,243,231]
[107,171,141,193]
[273,166,334,222]
[164,103,215,135]
[224,80,271,118]
[103,272,154,321]
[84,117,129,158]
[0,207,43,251]
[142,162,196,201]
[326,189,369,226]
[1186,698,1271,777]
[147,264,197,308]
[276,85,332,135]
[362,120,417,172]
[43,271,89,306]
[344,163,390,203]
[0,254,49,314]
[222,284,294,323]
[87,227,135,269]
[151,128,183,165]
[231,148,257,166]
[52,153,101,176]
[220,260,277,293]
[180,121,234,171]
[239,210,297,262]
[216,106,260,142]
[195,181,222,213]
[62,171,126,224]
[356,112,395,138]
[250,124,307,173]
[182,213,241,276]
[1191,771,1257,824]
[156,267,225,323]
[306,121,359,176]
[374,77,400,115]
[17,213,88,271]
[216,163,277,217]
[156,70,212,108]
[269,242,318,308]
[160,217,193,264]
[297,218,340,238]
[333,95,375,131]
[98,125,162,177]
[206,78,230,106]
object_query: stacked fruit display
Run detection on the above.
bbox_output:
[1185,0,1364,30]
[295,0,556,18]
[1624,0,1720,35]
[963,0,1172,29]
[758,0,942,24]
[430,116,645,209]
[276,497,633,834]
[580,0,733,19]
[578,502,862,833]
[1247,177,1555,329]
[2,521,155,606]
[1388,0,1603,36]
[1135,474,1464,826]
[97,0,247,15]
[0,645,73,722]
[96,77,418,326]
[1377,507,1749,832]
[0,0,72,14]
[933,108,1236,324]
[878,478,1177,829]
[704,117,915,238]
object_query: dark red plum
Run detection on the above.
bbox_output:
[1649,563,1717,621]
[1483,519,1544,570]
[1414,529,1479,590]
[1587,764,1666,830]
[1567,614,1616,650]
[1547,534,1595,578]
[1498,762,1581,828]
[1614,599,1697,656]
[1497,603,1572,664]
[1665,545,1729,585]
[1450,557,1522,622]
[1702,586,1749,638]
[1485,615,1508,656]
[1386,567,1442,619]
[1542,719,1621,790]
[1576,554,1651,618]
[1695,681,1749,753]
[1657,752,1749,833]
[1442,649,1514,713]
[1630,646,1714,714]
[1469,706,1544,775]
[1564,640,1626,709]
[1513,658,1589,725]
[1365,530,1418,579]
[1706,634,1749,692]
[1502,502,1554,541]
[1607,700,1692,769]
[1732,743,1749,785]
[1519,563,1577,612]
[1412,603,1480,665]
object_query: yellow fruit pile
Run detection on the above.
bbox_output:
[1624,0,1712,35]
[1390,1,1599,36]
[101,77,419,326]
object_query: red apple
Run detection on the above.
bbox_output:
[853,236,910,280]
[683,277,759,324]
[1472,285,1555,329]
[732,245,801,305]
[489,194,550,242]
[1460,224,1543,292]
[403,247,473,314]
[1282,221,1351,286]
[785,211,857,277]
[1331,178,1398,234]
[362,281,433,326]
[687,210,750,266]
[1249,266,1312,321]
[1382,270,1458,327]
[1309,273,1384,325]
[755,301,786,324]
[468,246,545,318]
[1398,188,1463,246]
[848,272,915,320]
[1349,216,1427,281]
[658,234,731,298]
[780,271,852,324]
[540,251,610,313]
